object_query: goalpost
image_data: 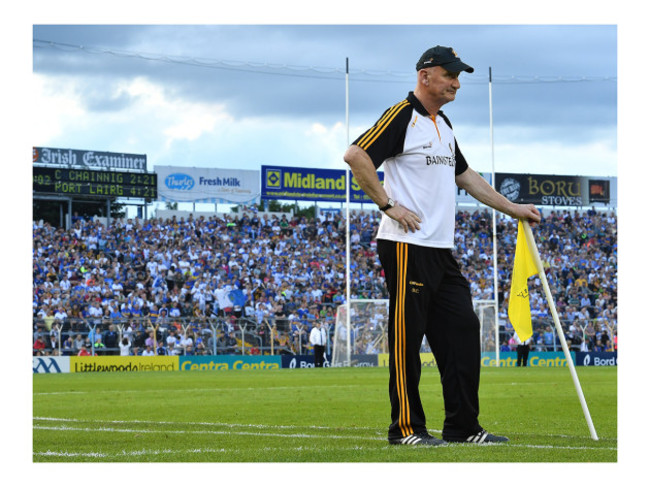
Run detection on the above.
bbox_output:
[474,299,500,356]
[332,299,388,367]
[332,298,499,367]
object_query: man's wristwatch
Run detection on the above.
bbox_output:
[379,198,395,212]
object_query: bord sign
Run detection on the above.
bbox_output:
[576,352,617,366]
[281,354,332,368]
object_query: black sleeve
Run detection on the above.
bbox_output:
[454,138,469,176]
[438,111,469,176]
[351,99,412,169]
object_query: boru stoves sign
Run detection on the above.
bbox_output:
[496,173,585,206]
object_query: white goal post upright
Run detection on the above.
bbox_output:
[344,57,352,368]
[489,66,501,368]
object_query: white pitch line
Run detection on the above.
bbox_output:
[34,444,378,459]
[33,424,383,442]
[33,391,88,396]
[33,440,616,461]
[33,448,231,459]
[33,416,616,442]
[33,420,617,452]
[34,416,383,433]
[33,384,362,396]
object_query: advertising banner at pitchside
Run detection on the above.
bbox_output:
[575,352,617,366]
[70,356,178,373]
[280,354,334,368]
[155,165,260,204]
[481,352,574,367]
[262,165,383,203]
[33,356,70,373]
[377,354,437,367]
[179,355,281,371]
[378,352,576,367]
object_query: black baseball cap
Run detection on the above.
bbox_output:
[416,46,474,73]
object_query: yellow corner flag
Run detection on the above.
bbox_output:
[508,220,539,342]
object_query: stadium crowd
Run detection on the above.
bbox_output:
[32,205,617,357]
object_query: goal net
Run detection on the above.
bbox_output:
[332,298,498,367]
[331,299,389,367]
[473,299,499,354]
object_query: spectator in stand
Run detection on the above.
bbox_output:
[77,345,91,357]
[49,323,61,349]
[33,335,47,355]
[53,306,68,323]
[542,326,555,351]
[195,334,208,355]
[164,327,176,349]
[180,332,194,354]
[72,334,85,353]
[62,335,74,355]
[103,325,119,355]
[119,337,132,356]
[145,330,156,349]
[93,335,106,355]
[223,332,238,354]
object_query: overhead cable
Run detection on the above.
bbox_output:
[33,39,617,85]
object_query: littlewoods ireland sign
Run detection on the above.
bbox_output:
[34,146,147,172]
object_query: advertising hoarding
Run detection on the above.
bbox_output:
[261,165,382,203]
[34,146,147,171]
[155,165,260,204]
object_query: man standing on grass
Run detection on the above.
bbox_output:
[344,46,540,446]
[309,321,327,367]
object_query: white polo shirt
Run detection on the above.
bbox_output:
[353,92,469,248]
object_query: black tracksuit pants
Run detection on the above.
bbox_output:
[314,344,325,367]
[378,240,482,441]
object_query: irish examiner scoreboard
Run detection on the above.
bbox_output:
[33,166,157,199]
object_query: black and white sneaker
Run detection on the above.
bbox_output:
[446,429,509,444]
[389,432,447,446]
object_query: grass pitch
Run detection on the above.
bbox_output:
[33,366,616,463]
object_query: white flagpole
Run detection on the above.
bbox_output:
[345,57,351,366]
[522,220,599,440]
[489,67,500,367]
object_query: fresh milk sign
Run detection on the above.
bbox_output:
[155,166,260,204]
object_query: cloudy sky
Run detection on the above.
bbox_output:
[32,22,618,183]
